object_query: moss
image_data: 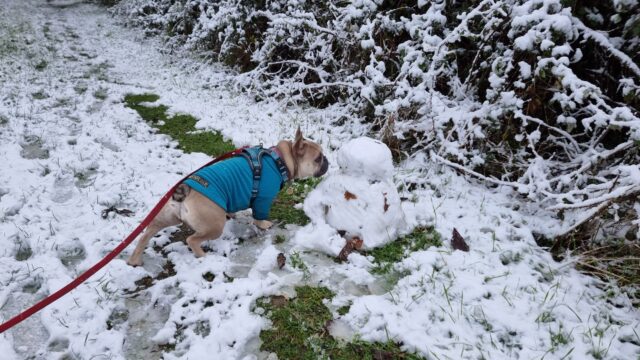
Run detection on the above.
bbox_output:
[259,285,422,360]
[368,227,441,274]
[124,93,234,157]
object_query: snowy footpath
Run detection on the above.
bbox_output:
[0,1,638,359]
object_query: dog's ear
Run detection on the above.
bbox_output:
[293,126,305,155]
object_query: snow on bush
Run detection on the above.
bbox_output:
[113,0,640,240]
[294,137,405,255]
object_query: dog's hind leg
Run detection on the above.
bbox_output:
[127,225,162,267]
[185,233,219,258]
[127,203,181,267]
[184,216,224,257]
[181,190,226,258]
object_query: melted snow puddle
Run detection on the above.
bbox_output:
[3,293,50,358]
[117,218,282,358]
[117,217,391,357]
[3,221,394,359]
[122,291,174,359]
[225,219,263,279]
[225,219,291,278]
[119,239,180,358]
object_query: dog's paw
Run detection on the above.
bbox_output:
[126,257,143,267]
[253,219,273,230]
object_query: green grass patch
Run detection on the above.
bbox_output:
[124,93,234,157]
[369,226,441,274]
[270,177,322,226]
[259,285,422,360]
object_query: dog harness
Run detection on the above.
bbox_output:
[183,146,290,220]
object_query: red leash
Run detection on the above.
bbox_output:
[0,148,244,333]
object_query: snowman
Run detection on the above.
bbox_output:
[293,137,407,257]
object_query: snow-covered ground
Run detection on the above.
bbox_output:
[0,1,638,359]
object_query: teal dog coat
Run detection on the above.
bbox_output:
[183,147,289,220]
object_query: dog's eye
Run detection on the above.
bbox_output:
[315,156,322,164]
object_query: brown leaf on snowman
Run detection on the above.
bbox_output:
[344,191,357,200]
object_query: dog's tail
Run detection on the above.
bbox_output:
[172,184,190,202]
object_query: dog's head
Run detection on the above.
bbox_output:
[291,128,328,179]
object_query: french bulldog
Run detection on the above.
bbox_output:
[127,128,328,266]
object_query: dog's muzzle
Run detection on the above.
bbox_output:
[315,155,329,177]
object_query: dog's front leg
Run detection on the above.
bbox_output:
[251,198,273,230]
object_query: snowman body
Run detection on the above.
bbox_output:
[295,137,406,255]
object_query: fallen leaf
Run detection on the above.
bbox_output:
[277,253,286,269]
[351,236,363,250]
[383,193,389,212]
[337,236,364,261]
[451,228,469,252]
[344,191,357,200]
[337,240,355,262]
